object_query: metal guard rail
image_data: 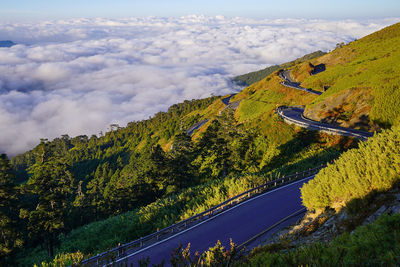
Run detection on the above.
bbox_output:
[276,106,372,141]
[81,165,324,266]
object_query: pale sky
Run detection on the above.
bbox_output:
[1,0,399,21]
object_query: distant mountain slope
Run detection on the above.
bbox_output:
[233,50,326,86]
[0,40,16,47]
[292,22,400,131]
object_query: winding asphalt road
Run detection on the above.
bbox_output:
[278,69,373,140]
[186,94,237,136]
[278,106,373,140]
[112,177,313,266]
[279,70,322,95]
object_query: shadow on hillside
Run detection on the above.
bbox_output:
[341,181,400,232]
[350,114,372,131]
[265,129,319,170]
[263,129,357,174]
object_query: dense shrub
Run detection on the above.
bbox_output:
[301,126,400,211]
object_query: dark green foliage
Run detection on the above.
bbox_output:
[169,239,241,267]
[11,97,218,183]
[15,100,345,266]
[233,65,281,87]
[0,154,23,264]
[169,133,196,190]
[20,140,76,258]
[170,243,202,267]
[11,23,400,266]
[21,173,262,266]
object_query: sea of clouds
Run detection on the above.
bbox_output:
[0,16,397,156]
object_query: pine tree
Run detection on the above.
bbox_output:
[20,141,75,258]
[0,154,23,264]
[169,133,195,189]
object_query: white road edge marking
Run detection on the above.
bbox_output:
[111,175,315,265]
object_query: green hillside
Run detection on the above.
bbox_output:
[242,23,400,266]
[298,23,400,131]
[5,52,346,266]
[243,126,400,267]
[4,22,400,267]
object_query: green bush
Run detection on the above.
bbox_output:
[301,126,400,211]
[371,85,400,128]
[33,252,83,267]
[244,213,400,266]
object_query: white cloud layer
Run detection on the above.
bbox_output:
[0,16,398,156]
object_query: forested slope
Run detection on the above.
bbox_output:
[7,22,400,267]
[4,62,351,266]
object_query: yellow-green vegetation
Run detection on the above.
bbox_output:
[20,173,266,266]
[20,133,344,267]
[242,213,400,266]
[300,22,400,130]
[232,71,318,146]
[33,252,83,267]
[301,126,400,211]
[13,20,397,266]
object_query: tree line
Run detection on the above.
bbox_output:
[2,97,285,265]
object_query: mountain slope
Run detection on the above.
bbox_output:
[292,22,400,131]
[11,22,400,267]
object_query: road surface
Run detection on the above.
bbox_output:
[277,106,373,140]
[279,70,322,95]
[186,94,237,136]
[113,177,313,266]
[186,120,208,136]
